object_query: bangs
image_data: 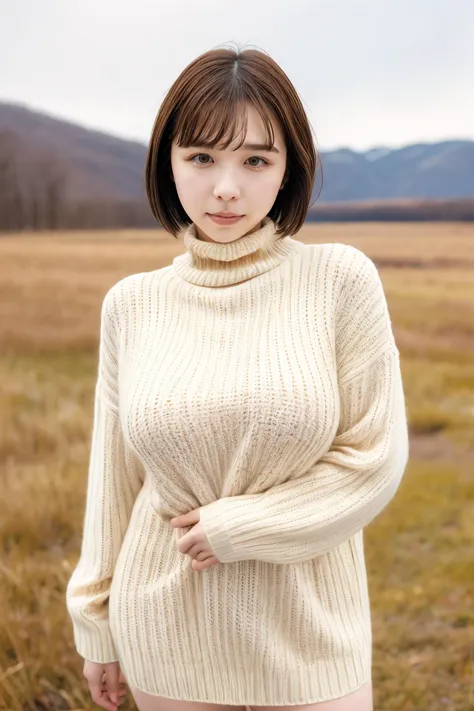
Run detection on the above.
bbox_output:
[172,95,276,152]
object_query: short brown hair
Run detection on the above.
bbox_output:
[145,43,321,238]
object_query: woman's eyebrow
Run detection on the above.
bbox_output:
[188,142,280,154]
[241,143,280,153]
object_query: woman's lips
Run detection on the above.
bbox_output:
[207,214,244,225]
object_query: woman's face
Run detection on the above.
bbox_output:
[170,102,287,244]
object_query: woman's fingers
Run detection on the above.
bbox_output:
[103,664,122,708]
[191,556,219,571]
[101,683,127,694]
[86,663,119,711]
[90,686,118,711]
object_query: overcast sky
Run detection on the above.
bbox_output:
[1,0,473,151]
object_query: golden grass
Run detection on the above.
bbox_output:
[0,222,473,711]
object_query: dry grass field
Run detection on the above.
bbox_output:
[0,222,473,711]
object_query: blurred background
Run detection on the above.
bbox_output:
[0,1,473,710]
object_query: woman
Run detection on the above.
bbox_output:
[66,44,409,711]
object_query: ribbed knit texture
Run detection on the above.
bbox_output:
[65,216,410,705]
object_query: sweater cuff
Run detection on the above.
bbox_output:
[72,620,119,664]
[199,499,241,563]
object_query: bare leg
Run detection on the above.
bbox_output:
[129,685,248,711]
[249,680,373,711]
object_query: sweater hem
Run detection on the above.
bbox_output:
[128,676,372,707]
[121,652,372,706]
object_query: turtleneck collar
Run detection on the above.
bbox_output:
[172,216,300,287]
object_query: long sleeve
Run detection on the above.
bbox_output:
[65,285,145,663]
[199,247,410,565]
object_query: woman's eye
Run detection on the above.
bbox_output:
[189,154,268,168]
[190,154,212,165]
[247,156,268,168]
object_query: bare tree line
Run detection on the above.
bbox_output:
[306,199,474,222]
[0,130,156,232]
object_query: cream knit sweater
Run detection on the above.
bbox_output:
[66,216,410,706]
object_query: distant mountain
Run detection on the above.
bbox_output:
[1,100,473,204]
[314,141,474,203]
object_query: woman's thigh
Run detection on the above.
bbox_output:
[129,685,247,711]
[250,680,373,711]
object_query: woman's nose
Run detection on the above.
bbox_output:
[213,175,241,201]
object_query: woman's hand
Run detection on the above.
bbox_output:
[171,508,220,571]
[83,660,128,710]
